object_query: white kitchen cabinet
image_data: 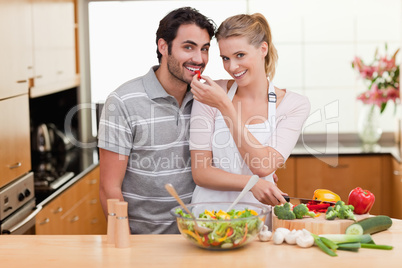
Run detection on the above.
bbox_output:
[0,95,31,188]
[0,0,33,100]
[30,0,79,98]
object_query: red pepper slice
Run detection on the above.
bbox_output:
[195,70,201,80]
[210,241,221,246]
[234,223,248,247]
[307,203,330,210]
[348,187,375,214]
[226,227,234,237]
[202,234,210,247]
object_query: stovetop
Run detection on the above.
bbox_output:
[32,147,99,204]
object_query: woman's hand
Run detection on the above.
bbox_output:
[190,75,230,110]
[251,179,287,206]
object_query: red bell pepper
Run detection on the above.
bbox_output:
[348,187,375,214]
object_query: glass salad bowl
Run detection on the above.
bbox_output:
[170,202,271,250]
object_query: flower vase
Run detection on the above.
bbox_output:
[357,104,382,144]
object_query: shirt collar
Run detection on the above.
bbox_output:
[143,66,194,106]
[143,66,170,100]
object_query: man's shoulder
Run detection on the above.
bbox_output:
[114,76,147,96]
[111,67,159,100]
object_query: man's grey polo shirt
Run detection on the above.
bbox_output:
[98,66,195,234]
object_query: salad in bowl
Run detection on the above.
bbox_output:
[170,202,270,250]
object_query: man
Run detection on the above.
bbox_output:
[98,7,216,234]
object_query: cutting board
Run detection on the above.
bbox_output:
[272,212,370,235]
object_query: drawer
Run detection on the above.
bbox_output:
[0,95,31,188]
[35,197,64,234]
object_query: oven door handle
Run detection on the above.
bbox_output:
[3,205,43,234]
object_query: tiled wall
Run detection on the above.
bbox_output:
[249,0,402,134]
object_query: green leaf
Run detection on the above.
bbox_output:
[380,102,387,114]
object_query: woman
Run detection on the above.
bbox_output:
[189,13,310,206]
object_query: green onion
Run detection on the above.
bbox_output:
[361,243,393,250]
[337,242,361,252]
[312,234,337,257]
[320,236,338,251]
[319,234,373,244]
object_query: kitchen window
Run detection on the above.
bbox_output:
[86,0,402,136]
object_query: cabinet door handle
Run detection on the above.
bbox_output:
[16,80,27,83]
[328,164,349,169]
[39,218,50,225]
[393,170,402,176]
[8,162,22,169]
[53,207,63,214]
[70,216,79,223]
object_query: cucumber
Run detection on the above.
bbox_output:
[345,215,392,235]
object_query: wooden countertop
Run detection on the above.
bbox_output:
[1,219,401,268]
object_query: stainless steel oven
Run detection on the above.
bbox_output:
[0,172,41,235]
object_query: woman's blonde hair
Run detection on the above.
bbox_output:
[216,13,278,80]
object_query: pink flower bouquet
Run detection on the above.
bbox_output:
[352,44,400,113]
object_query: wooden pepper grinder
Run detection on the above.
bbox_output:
[107,199,119,244]
[114,201,130,248]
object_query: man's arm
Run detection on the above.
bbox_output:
[99,148,129,217]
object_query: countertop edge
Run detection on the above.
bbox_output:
[36,163,99,208]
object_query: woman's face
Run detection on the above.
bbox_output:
[218,36,267,86]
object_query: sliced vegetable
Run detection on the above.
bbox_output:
[182,229,202,245]
[345,222,364,235]
[306,202,331,213]
[195,70,201,80]
[235,223,248,246]
[345,215,392,235]
[348,187,375,214]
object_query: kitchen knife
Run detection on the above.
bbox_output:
[282,195,336,205]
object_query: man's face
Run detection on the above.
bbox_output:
[166,24,211,85]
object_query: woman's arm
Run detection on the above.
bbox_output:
[191,150,286,205]
[191,75,284,177]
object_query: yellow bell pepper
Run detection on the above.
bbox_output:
[182,229,202,245]
[216,210,230,219]
[313,189,341,202]
[204,209,216,218]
